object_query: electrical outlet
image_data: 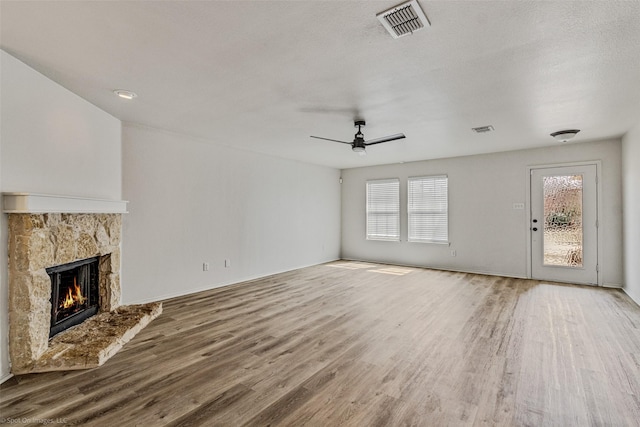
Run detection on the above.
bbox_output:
[203,262,209,271]
[450,250,457,257]
[225,259,231,268]
[513,203,525,210]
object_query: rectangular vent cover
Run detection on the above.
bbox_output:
[377,0,430,39]
[472,125,495,133]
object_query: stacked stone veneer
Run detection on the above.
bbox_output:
[8,213,122,373]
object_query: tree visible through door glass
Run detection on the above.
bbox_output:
[542,175,583,267]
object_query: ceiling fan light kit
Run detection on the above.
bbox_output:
[550,129,580,142]
[311,120,406,155]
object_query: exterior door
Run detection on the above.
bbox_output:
[530,165,598,285]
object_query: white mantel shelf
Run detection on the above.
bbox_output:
[2,193,128,214]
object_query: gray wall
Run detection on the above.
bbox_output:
[120,124,341,304]
[622,123,640,304]
[341,139,623,286]
[0,105,5,383]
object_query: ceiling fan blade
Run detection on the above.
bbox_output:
[310,136,352,145]
[363,133,406,146]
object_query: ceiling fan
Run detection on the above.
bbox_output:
[311,120,405,155]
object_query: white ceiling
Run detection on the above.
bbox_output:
[2,1,639,169]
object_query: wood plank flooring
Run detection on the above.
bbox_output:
[2,261,640,426]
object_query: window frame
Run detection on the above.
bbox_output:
[407,175,449,244]
[366,178,400,242]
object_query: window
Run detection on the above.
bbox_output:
[366,179,400,241]
[408,175,448,243]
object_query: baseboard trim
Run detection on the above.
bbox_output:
[602,283,624,289]
[124,258,341,305]
[1,372,13,385]
[623,288,640,307]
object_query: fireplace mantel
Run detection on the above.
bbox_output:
[2,192,128,214]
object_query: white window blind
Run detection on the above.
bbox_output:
[366,179,400,241]
[408,175,448,243]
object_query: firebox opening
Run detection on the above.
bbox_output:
[47,256,100,338]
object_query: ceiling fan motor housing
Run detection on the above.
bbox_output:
[353,120,366,148]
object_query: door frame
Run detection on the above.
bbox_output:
[525,160,603,286]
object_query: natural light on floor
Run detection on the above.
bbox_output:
[327,262,377,270]
[327,262,413,276]
[366,267,414,276]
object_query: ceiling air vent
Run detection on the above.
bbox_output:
[472,125,495,133]
[377,0,430,39]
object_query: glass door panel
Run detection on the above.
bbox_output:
[542,175,583,267]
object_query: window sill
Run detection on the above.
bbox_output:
[408,240,450,245]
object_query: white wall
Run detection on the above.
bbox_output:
[120,124,341,304]
[0,52,122,199]
[0,50,122,381]
[341,139,623,286]
[0,112,6,383]
[622,123,640,305]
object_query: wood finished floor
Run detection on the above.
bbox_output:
[2,261,640,426]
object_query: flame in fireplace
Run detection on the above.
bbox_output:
[60,277,86,309]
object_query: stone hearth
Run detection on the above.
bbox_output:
[6,210,161,374]
[30,302,162,372]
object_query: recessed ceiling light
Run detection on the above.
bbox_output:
[113,89,137,100]
[550,129,580,142]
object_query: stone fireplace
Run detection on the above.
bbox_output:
[4,193,161,374]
